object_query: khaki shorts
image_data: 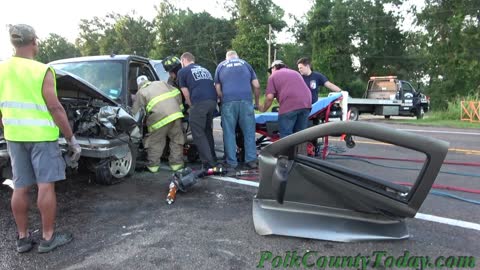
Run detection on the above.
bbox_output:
[7,141,66,189]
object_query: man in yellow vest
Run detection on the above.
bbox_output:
[0,24,81,253]
[132,75,185,173]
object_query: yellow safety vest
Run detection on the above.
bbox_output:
[0,57,59,142]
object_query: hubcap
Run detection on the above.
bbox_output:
[109,150,133,178]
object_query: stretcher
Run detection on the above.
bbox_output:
[253,92,344,159]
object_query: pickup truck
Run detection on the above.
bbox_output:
[1,55,158,185]
[348,76,430,121]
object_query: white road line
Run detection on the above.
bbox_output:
[415,213,480,231]
[209,176,260,187]
[399,128,480,136]
[210,176,480,232]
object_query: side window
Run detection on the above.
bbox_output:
[401,81,413,92]
[139,63,156,81]
[127,62,158,106]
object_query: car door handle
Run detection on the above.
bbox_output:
[271,156,294,204]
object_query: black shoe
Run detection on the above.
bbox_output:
[246,161,258,169]
[16,233,34,253]
[38,231,73,253]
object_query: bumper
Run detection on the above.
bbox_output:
[0,133,131,163]
[58,134,131,159]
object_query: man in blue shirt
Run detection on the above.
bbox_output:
[297,57,342,104]
[214,51,260,169]
[178,52,218,168]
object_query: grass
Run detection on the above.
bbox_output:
[398,93,480,129]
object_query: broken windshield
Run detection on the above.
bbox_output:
[51,61,124,100]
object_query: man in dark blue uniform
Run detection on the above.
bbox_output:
[297,57,342,104]
[177,52,218,168]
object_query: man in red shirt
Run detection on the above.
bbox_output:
[259,60,312,138]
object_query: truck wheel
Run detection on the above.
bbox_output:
[94,143,137,185]
[384,115,391,119]
[416,107,425,120]
[348,107,359,121]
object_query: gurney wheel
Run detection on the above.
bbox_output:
[345,135,355,149]
[186,144,199,163]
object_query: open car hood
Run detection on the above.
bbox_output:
[55,69,118,106]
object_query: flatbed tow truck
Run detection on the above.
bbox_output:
[348,76,430,121]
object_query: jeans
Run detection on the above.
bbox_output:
[189,100,217,166]
[278,108,310,138]
[221,100,257,167]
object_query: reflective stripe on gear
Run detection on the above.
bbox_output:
[0,101,49,112]
[0,57,59,141]
[148,111,184,132]
[147,166,159,173]
[2,118,57,127]
[146,89,182,113]
[170,164,184,172]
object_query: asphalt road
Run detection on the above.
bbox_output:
[1,119,479,270]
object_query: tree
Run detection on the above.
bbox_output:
[152,1,236,72]
[100,13,155,56]
[352,0,407,81]
[230,0,287,84]
[297,0,410,97]
[300,0,357,93]
[76,12,155,57]
[416,0,480,108]
[36,33,80,63]
[76,16,106,56]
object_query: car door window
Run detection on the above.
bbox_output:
[293,136,426,201]
[128,62,158,106]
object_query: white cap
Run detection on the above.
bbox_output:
[136,75,149,88]
[268,59,285,72]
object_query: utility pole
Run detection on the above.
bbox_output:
[274,48,277,61]
[268,24,272,67]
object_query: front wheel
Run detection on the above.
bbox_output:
[95,143,137,185]
[348,107,359,121]
[416,106,425,120]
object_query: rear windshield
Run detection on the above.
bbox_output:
[51,61,124,99]
[369,80,396,91]
[152,62,170,82]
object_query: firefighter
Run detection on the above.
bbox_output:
[162,56,189,115]
[132,75,185,172]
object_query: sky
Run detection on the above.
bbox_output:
[0,0,311,59]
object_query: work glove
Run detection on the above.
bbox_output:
[66,136,81,168]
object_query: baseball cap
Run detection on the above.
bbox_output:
[268,59,285,73]
[136,75,149,88]
[9,24,38,46]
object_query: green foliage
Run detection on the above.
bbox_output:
[276,43,308,69]
[35,33,80,63]
[230,0,287,85]
[416,0,480,110]
[76,12,154,57]
[45,0,477,107]
[151,1,236,72]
